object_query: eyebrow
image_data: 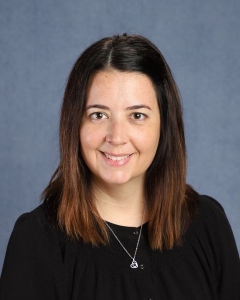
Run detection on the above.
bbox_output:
[86,104,151,110]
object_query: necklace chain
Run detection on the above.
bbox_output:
[104,206,145,269]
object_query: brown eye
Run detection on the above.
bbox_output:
[90,112,107,120]
[131,113,146,120]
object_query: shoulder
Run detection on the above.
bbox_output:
[14,204,47,228]
[197,194,225,220]
[186,194,239,257]
[188,194,231,233]
[1,205,70,299]
[187,195,240,295]
[2,204,71,278]
[198,194,224,210]
[11,204,52,240]
[195,194,230,229]
[6,203,66,260]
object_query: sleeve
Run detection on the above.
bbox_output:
[0,211,66,300]
[202,196,240,300]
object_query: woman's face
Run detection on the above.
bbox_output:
[80,69,160,188]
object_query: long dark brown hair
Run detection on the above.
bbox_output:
[42,34,198,250]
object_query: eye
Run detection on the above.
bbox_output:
[130,113,147,120]
[89,112,108,120]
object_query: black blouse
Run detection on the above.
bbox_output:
[0,195,240,300]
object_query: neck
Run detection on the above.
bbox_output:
[92,178,148,227]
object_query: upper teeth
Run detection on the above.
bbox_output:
[104,153,130,161]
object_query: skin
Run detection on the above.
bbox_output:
[80,69,160,225]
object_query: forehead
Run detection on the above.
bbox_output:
[86,69,158,107]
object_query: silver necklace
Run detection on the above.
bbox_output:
[104,206,145,269]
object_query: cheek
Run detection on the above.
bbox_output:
[80,125,102,150]
[139,126,160,154]
[142,136,160,169]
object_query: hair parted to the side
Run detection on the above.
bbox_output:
[42,33,198,250]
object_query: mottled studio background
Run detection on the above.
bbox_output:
[0,0,239,270]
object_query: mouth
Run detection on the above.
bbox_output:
[102,152,132,161]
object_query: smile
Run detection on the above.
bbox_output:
[104,153,131,161]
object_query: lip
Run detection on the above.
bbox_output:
[101,151,133,157]
[100,151,133,166]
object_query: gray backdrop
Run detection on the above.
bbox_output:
[1,0,239,270]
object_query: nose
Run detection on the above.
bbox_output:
[105,119,129,145]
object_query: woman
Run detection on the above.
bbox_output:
[1,34,239,299]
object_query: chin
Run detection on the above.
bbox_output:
[101,174,143,187]
[103,178,131,185]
